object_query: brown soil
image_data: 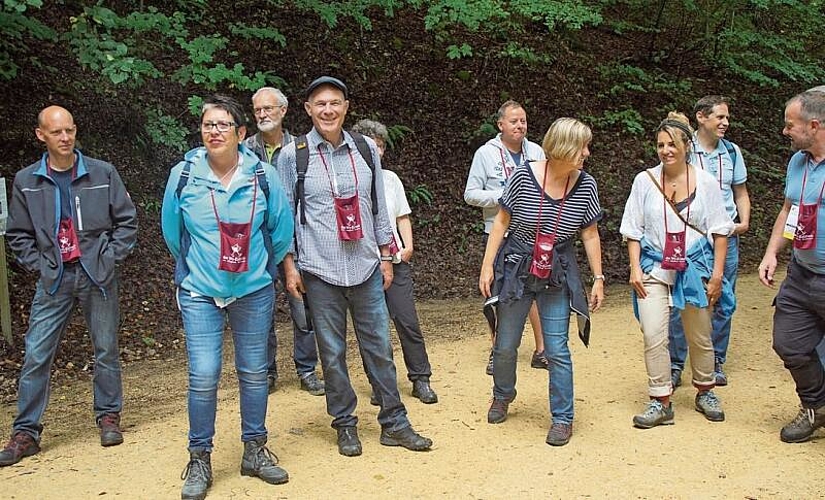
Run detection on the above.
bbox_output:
[1,272,823,499]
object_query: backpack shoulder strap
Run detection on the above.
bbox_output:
[175,161,192,199]
[349,131,378,215]
[295,134,310,225]
[721,138,738,167]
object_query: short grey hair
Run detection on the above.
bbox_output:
[351,119,388,142]
[807,85,825,93]
[496,100,523,121]
[787,91,825,123]
[251,87,288,107]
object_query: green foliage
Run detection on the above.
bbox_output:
[386,124,413,149]
[597,63,692,97]
[446,43,472,60]
[589,108,646,136]
[291,0,402,29]
[144,109,189,152]
[0,0,56,79]
[407,184,434,206]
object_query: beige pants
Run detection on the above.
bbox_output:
[636,277,715,397]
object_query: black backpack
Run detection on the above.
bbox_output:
[294,131,378,224]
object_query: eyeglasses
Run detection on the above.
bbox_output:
[253,105,282,116]
[201,121,236,133]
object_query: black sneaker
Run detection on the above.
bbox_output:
[241,436,289,485]
[379,426,432,451]
[181,450,212,500]
[98,413,124,447]
[0,431,40,467]
[780,407,825,443]
[267,374,278,394]
[487,390,516,424]
[714,360,728,386]
[336,426,362,457]
[671,368,682,390]
[412,378,438,404]
[299,373,325,396]
[485,349,494,376]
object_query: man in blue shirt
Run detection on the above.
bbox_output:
[670,96,750,388]
[759,90,825,443]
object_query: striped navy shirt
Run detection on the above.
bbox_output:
[500,165,601,247]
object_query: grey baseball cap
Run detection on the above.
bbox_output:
[305,76,349,100]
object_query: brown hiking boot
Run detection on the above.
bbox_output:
[98,413,124,447]
[0,431,40,466]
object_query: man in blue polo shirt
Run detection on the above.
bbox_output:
[759,90,825,443]
[670,96,750,389]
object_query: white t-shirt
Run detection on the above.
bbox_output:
[383,170,412,259]
[620,164,734,284]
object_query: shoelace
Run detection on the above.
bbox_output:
[180,457,209,481]
[805,407,816,426]
[644,400,665,415]
[700,392,721,409]
[252,444,279,466]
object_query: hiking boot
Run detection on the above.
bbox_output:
[714,360,728,386]
[379,426,432,451]
[486,349,494,376]
[98,413,124,447]
[487,391,516,424]
[0,431,40,467]
[531,350,550,370]
[300,373,325,396]
[671,368,682,390]
[241,436,289,485]
[632,400,675,429]
[412,378,438,404]
[545,423,573,446]
[695,390,725,422]
[780,406,825,443]
[181,450,212,500]
[267,374,278,394]
[336,426,362,457]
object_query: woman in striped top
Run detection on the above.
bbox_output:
[620,112,734,429]
[479,117,604,446]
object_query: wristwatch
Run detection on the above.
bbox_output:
[380,255,393,261]
[593,274,605,283]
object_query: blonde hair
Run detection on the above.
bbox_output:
[541,117,592,161]
[656,111,693,155]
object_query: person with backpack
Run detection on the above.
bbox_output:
[161,95,294,499]
[277,76,432,457]
[669,96,750,389]
[244,86,325,397]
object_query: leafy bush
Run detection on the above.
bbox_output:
[0,0,56,79]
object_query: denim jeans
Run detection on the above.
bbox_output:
[669,235,738,370]
[384,262,432,381]
[493,279,574,425]
[303,269,410,431]
[14,263,122,440]
[178,283,273,452]
[267,270,320,378]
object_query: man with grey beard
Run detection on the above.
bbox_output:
[244,87,325,397]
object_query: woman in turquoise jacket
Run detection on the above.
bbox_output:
[161,95,294,500]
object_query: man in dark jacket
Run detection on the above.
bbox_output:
[0,106,137,467]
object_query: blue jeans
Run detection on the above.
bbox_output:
[178,284,273,451]
[493,279,574,425]
[670,235,738,370]
[303,269,410,431]
[14,263,122,440]
[267,269,320,378]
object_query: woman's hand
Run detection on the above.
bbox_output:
[629,265,647,299]
[479,265,494,298]
[589,280,604,312]
[705,275,722,306]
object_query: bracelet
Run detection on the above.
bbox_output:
[380,255,393,261]
[593,274,605,283]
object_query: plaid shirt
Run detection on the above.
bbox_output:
[277,127,393,287]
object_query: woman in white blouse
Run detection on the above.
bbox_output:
[620,112,734,429]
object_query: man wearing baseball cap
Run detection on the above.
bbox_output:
[276,76,432,456]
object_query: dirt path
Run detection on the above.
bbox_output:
[1,272,823,499]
